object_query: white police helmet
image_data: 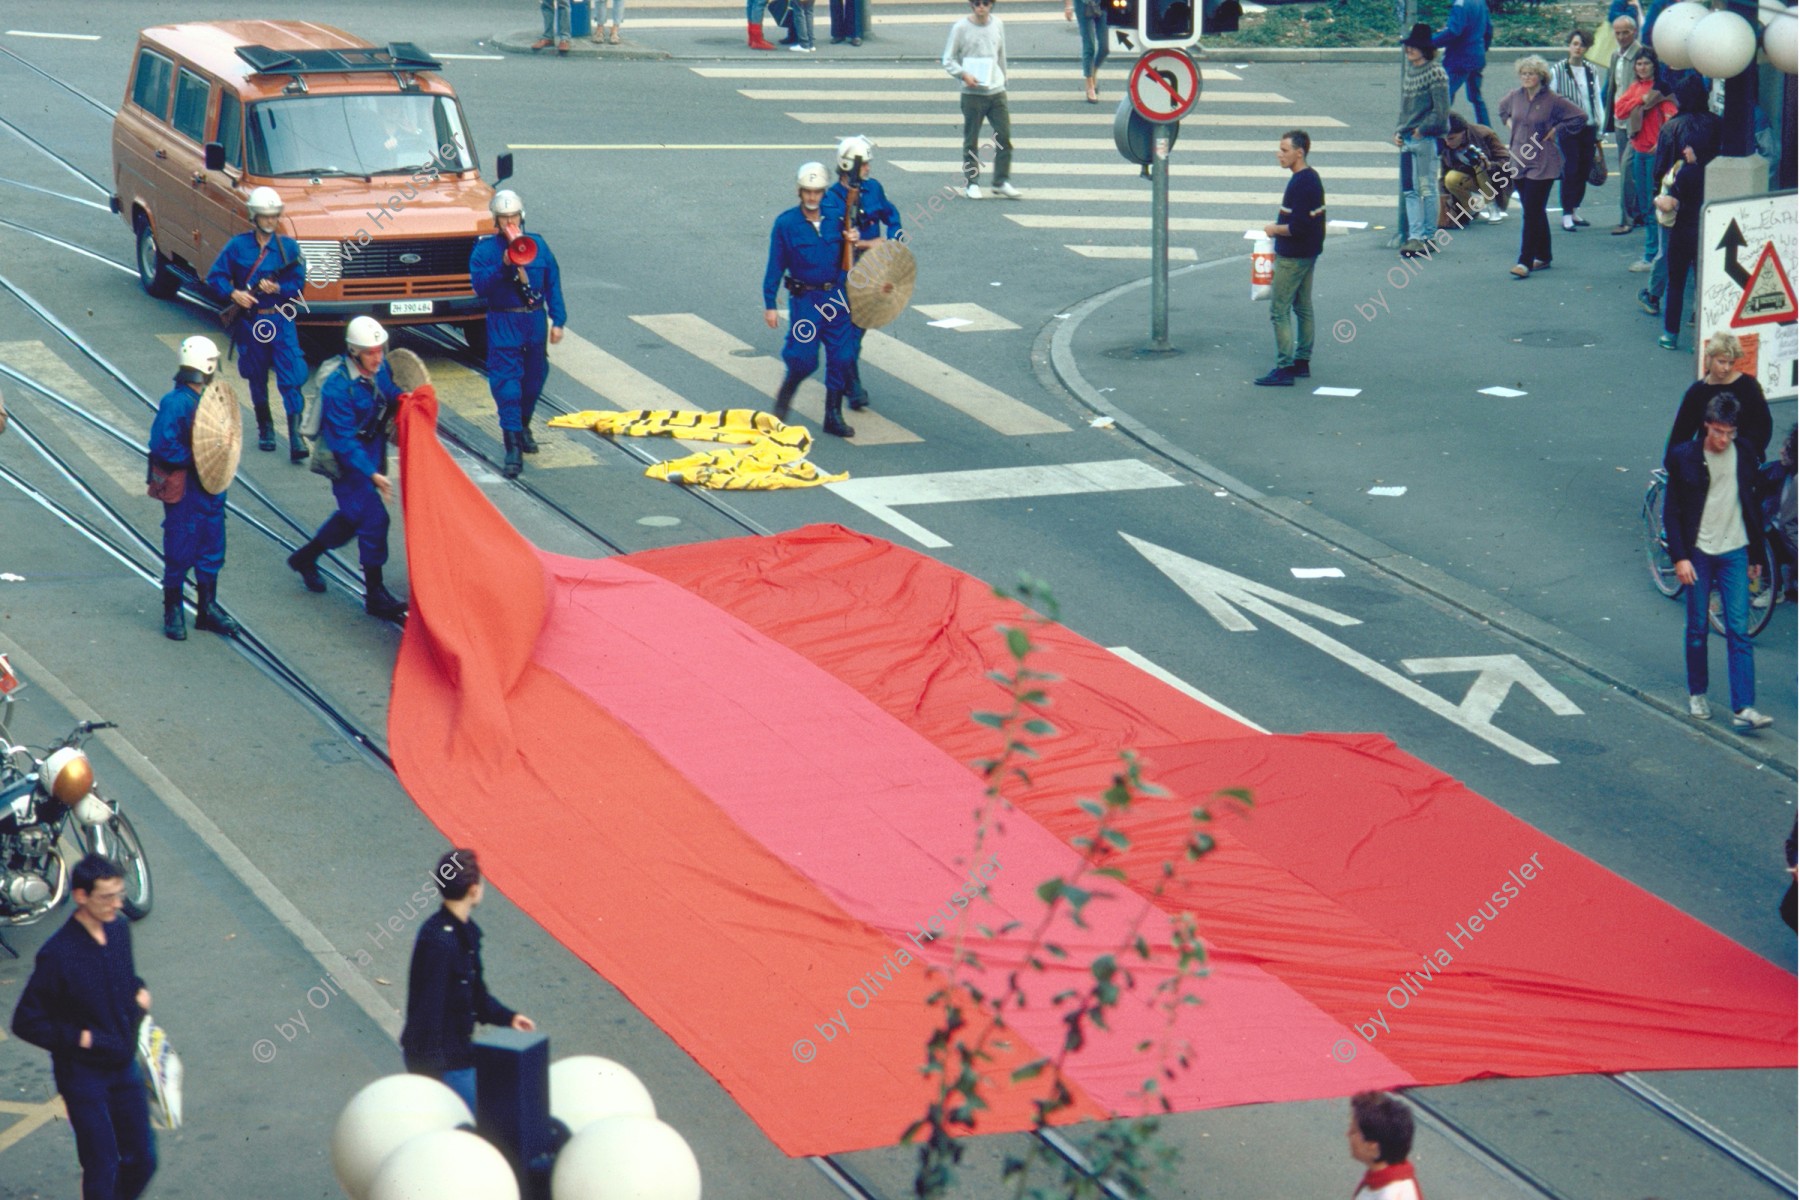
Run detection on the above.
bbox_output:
[345,316,389,352]
[836,136,874,173]
[246,187,284,218]
[178,335,220,376]
[796,162,831,190]
[490,189,524,219]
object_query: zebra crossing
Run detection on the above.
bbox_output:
[691,64,1397,260]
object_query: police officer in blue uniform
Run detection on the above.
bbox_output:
[820,135,903,413]
[284,317,409,623]
[468,190,567,479]
[206,187,309,461]
[763,162,858,438]
[149,337,243,641]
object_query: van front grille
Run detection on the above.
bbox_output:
[341,237,478,280]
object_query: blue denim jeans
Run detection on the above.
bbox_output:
[1446,68,1488,126]
[1684,545,1755,711]
[1401,136,1439,242]
[541,0,571,38]
[1269,255,1316,368]
[1077,12,1109,78]
[1632,148,1660,263]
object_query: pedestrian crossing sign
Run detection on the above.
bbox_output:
[1730,243,1798,329]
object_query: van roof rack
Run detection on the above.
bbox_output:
[235,42,442,80]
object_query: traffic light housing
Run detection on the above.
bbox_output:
[1106,0,1234,46]
[1202,0,1240,34]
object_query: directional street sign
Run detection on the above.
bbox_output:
[1122,533,1583,766]
[1700,193,1797,399]
[1128,48,1201,124]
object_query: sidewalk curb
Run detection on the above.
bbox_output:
[1039,259,1798,779]
[491,29,673,60]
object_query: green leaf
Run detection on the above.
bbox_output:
[1022,718,1057,736]
[1010,1060,1048,1083]
[1101,828,1130,850]
[1036,878,1065,904]
[1077,799,1104,818]
[1215,786,1254,807]
[1005,627,1032,660]
[1094,866,1128,882]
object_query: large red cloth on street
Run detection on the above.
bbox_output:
[390,389,1796,1158]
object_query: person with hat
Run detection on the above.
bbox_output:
[149,336,243,641]
[764,162,858,438]
[1395,23,1450,257]
[821,135,903,412]
[469,189,567,479]
[284,317,409,623]
[206,186,309,462]
[944,0,1020,201]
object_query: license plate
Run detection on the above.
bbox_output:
[388,300,433,316]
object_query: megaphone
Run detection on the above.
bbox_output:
[504,232,537,268]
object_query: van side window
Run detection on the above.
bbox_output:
[172,69,211,143]
[131,50,174,122]
[218,92,243,169]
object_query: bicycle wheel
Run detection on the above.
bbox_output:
[80,806,154,920]
[1643,478,1682,598]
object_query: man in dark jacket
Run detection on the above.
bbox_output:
[11,855,157,1200]
[1255,130,1326,388]
[1645,75,1720,349]
[1664,395,1773,730]
[1432,0,1492,125]
[399,849,535,1111]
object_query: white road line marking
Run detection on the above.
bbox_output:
[827,460,1181,547]
[553,328,693,410]
[886,159,1399,179]
[858,329,1066,434]
[1008,214,1355,233]
[514,137,1396,153]
[1067,245,1200,260]
[1107,646,1270,733]
[1,340,148,493]
[738,88,1292,104]
[911,303,1020,331]
[1402,656,1584,724]
[5,30,101,40]
[689,66,1243,81]
[630,313,922,445]
[785,111,1346,128]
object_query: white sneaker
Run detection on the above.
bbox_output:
[1752,589,1773,609]
[995,180,1022,199]
[1482,209,1507,224]
[1688,694,1711,720]
[964,183,982,200]
[1628,259,1654,273]
[789,42,814,51]
[1732,706,1773,729]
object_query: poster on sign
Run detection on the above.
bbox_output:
[1699,191,1797,399]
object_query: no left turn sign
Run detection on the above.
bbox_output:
[1129,48,1201,124]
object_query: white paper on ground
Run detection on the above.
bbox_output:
[1291,567,1346,578]
[1479,386,1528,398]
[1313,387,1361,397]
[1328,220,1370,229]
[927,317,974,329]
[1089,416,1116,428]
[1368,486,1408,496]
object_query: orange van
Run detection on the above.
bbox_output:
[113,21,512,352]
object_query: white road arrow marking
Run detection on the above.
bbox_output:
[829,461,1182,548]
[1123,533,1574,766]
[1402,656,1584,726]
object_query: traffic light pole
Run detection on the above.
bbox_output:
[1150,127,1172,351]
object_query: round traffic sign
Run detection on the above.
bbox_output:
[1128,48,1201,124]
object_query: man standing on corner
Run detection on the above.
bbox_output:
[1665,395,1775,731]
[944,0,1021,201]
[764,162,859,438]
[470,189,567,479]
[207,187,309,461]
[401,850,537,1113]
[1256,130,1326,388]
[149,336,244,640]
[12,855,158,1200]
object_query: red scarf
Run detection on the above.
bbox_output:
[1356,1161,1421,1198]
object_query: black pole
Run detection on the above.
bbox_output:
[1784,70,1798,188]
[1720,0,1761,156]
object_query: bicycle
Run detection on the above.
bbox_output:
[1641,468,1778,637]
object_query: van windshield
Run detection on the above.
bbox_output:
[245,94,475,179]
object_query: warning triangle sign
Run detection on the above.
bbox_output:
[1730,242,1798,328]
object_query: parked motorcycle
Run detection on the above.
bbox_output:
[0,655,153,953]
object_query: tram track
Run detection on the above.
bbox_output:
[0,41,1792,1200]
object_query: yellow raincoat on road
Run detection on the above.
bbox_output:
[548,408,847,489]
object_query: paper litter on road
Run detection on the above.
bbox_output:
[1213,490,1229,497]
[0,573,23,582]
[1054,312,1071,319]
[1291,567,1345,578]
[1313,387,1361,397]
[1479,386,1529,398]
[1089,416,1115,428]
[926,317,974,329]
[990,281,1002,287]
[1327,220,1370,229]
[1368,486,1407,496]
[1243,229,1264,239]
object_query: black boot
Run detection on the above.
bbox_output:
[254,403,277,452]
[502,430,523,479]
[162,586,186,641]
[519,400,539,453]
[287,414,308,463]
[822,390,855,438]
[287,538,329,593]
[193,578,243,637]
[363,564,408,623]
[846,365,870,410]
[773,370,804,421]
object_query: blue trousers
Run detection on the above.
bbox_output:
[487,338,549,433]
[56,1059,157,1200]
[1684,545,1755,711]
[440,1067,477,1113]
[322,474,390,567]
[1446,68,1488,127]
[161,486,227,589]
[783,288,855,394]
[236,318,308,418]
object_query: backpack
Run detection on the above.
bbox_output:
[300,357,349,480]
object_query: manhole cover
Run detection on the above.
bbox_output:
[1510,329,1602,348]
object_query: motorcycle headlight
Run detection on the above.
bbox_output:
[72,793,114,826]
[41,747,93,805]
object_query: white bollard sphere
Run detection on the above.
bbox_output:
[1653,0,1711,70]
[1765,13,1799,76]
[549,1057,657,1134]
[550,1115,702,1200]
[1689,10,1761,78]
[369,1129,521,1200]
[331,1074,474,1200]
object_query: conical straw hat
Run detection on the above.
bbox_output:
[192,379,242,494]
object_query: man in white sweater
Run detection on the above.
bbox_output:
[942,0,1022,200]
